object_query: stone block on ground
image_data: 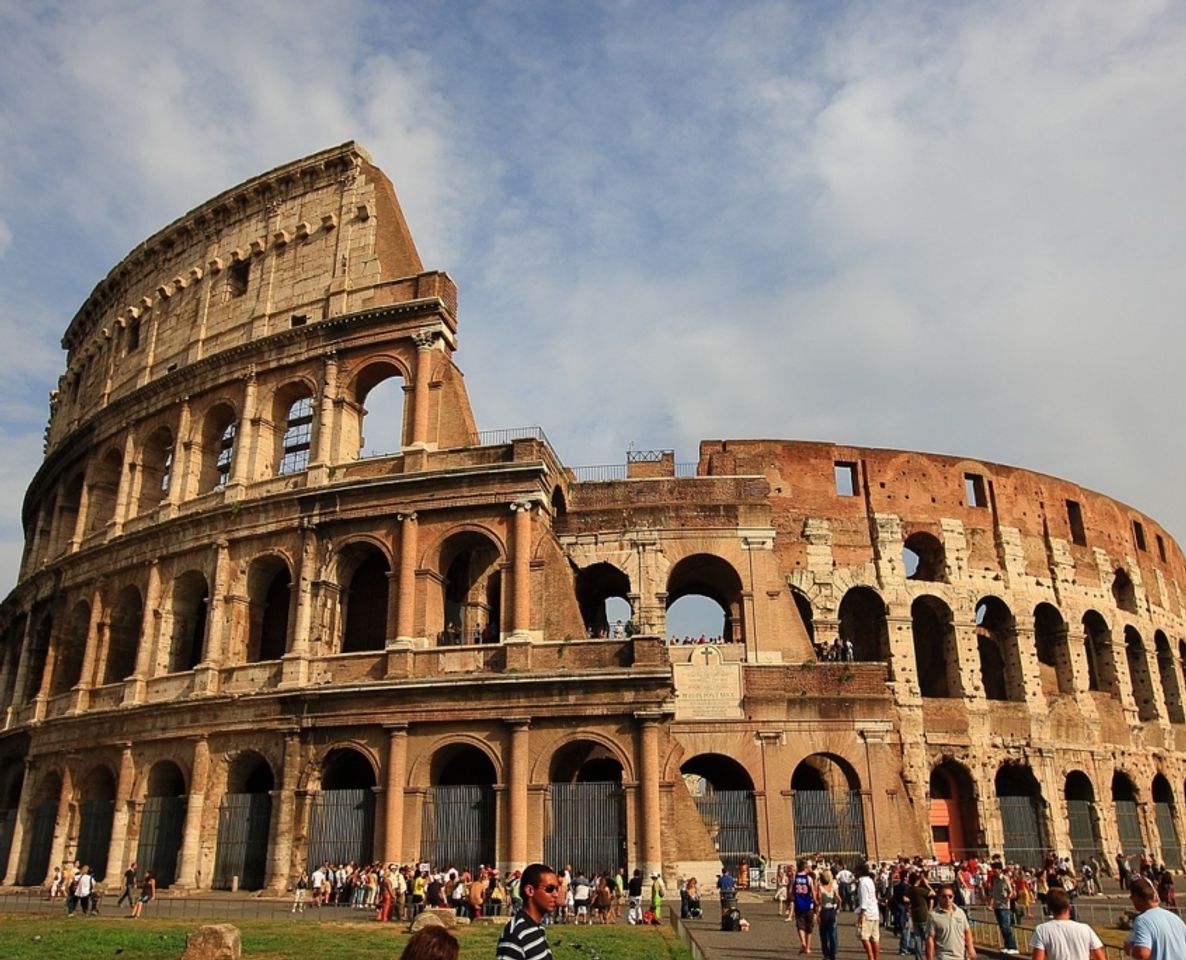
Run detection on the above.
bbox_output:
[411,907,456,931]
[180,924,241,960]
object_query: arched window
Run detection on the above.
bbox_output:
[86,448,123,537]
[996,764,1047,868]
[1113,570,1138,614]
[341,545,390,652]
[169,571,209,673]
[438,532,502,644]
[1155,631,1184,724]
[575,562,631,639]
[975,597,1024,702]
[1125,626,1159,722]
[666,554,745,645]
[104,585,143,685]
[278,395,314,475]
[1082,611,1119,696]
[837,586,891,668]
[246,557,291,662]
[137,426,174,515]
[49,601,90,696]
[1064,772,1103,867]
[903,532,946,582]
[350,362,405,459]
[1034,603,1074,696]
[912,596,961,698]
[200,404,238,492]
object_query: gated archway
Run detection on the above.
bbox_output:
[0,760,23,880]
[929,761,981,863]
[680,754,758,874]
[136,761,186,888]
[421,744,496,875]
[545,740,626,875]
[1113,772,1145,857]
[1064,771,1103,868]
[1152,775,1181,870]
[307,748,375,868]
[791,754,866,864]
[76,765,116,879]
[995,764,1047,868]
[213,753,274,890]
[19,769,60,885]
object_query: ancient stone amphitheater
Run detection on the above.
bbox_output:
[1,142,1183,893]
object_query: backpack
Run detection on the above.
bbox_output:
[722,907,742,931]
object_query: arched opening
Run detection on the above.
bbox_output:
[1034,603,1074,696]
[213,753,274,891]
[0,617,24,711]
[838,586,891,667]
[904,532,946,582]
[551,486,567,518]
[200,403,237,492]
[995,764,1047,868]
[340,545,390,653]
[136,426,174,515]
[0,760,26,881]
[136,761,186,888]
[19,769,61,885]
[421,744,497,875]
[439,531,501,645]
[1155,631,1184,723]
[104,585,143,685]
[274,385,314,476]
[308,749,376,867]
[1113,570,1138,614]
[246,557,291,662]
[55,474,83,555]
[791,755,866,864]
[76,765,116,879]
[976,597,1024,701]
[85,448,123,537]
[1112,771,1145,857]
[1064,771,1103,868]
[50,601,90,696]
[791,588,815,645]
[1125,626,1159,722]
[353,362,405,458]
[681,754,758,874]
[1153,775,1182,870]
[546,741,626,875]
[666,554,745,645]
[574,562,631,639]
[1082,611,1119,696]
[23,612,53,703]
[929,761,981,863]
[169,571,209,673]
[912,596,961,698]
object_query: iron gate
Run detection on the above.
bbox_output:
[998,796,1046,867]
[1155,802,1182,870]
[792,790,866,863]
[75,799,114,878]
[1066,799,1103,866]
[544,782,626,876]
[19,801,56,885]
[1115,800,1144,856]
[420,785,495,876]
[691,787,758,875]
[307,788,374,868]
[212,792,272,890]
[136,795,186,887]
[0,809,13,880]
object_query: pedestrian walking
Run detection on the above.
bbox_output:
[1029,888,1105,960]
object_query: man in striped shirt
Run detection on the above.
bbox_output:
[496,863,561,960]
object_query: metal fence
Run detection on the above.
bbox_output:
[475,426,550,447]
[20,802,55,886]
[544,782,626,876]
[307,789,374,869]
[1155,802,1182,870]
[1067,798,1105,868]
[999,796,1047,868]
[76,799,114,879]
[791,790,866,864]
[213,793,272,891]
[1115,800,1144,857]
[420,785,495,876]
[691,788,758,876]
[137,795,186,888]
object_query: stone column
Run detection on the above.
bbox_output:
[507,718,530,871]
[1,758,33,884]
[69,476,91,551]
[196,540,230,694]
[112,433,139,532]
[125,561,161,705]
[395,513,418,642]
[102,743,135,885]
[229,372,258,488]
[74,586,107,713]
[311,352,338,469]
[636,712,663,878]
[8,612,40,713]
[510,501,534,639]
[31,617,59,721]
[167,399,192,508]
[282,524,317,688]
[175,736,210,889]
[384,724,408,864]
[410,332,434,447]
[47,764,74,885]
[267,731,301,893]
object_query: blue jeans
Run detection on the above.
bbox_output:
[820,908,838,960]
[995,905,1017,951]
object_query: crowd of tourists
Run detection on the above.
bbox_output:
[813,638,855,662]
[48,859,156,917]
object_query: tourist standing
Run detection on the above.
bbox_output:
[1124,877,1186,960]
[990,863,1019,954]
[496,862,561,960]
[790,858,819,954]
[925,884,975,960]
[1029,888,1104,960]
[818,868,841,960]
[856,861,882,960]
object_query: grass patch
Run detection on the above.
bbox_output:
[0,915,693,960]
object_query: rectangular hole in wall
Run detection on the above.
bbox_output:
[1157,534,1167,563]
[1133,519,1147,552]
[228,259,250,298]
[1066,499,1087,546]
[834,461,858,497]
[964,473,987,508]
[290,314,308,327]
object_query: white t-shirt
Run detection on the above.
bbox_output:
[1029,918,1103,960]
[856,875,880,922]
[75,873,94,898]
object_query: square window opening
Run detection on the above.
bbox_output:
[1157,534,1167,563]
[964,473,987,508]
[834,461,858,497]
[1133,520,1147,552]
[228,259,250,298]
[1066,499,1087,547]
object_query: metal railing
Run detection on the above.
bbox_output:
[570,464,628,482]
[475,426,550,447]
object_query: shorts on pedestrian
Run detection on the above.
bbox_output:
[858,916,881,941]
[796,909,815,933]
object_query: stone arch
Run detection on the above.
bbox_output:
[270,378,317,476]
[19,767,62,885]
[198,401,238,492]
[75,763,116,877]
[436,528,504,645]
[1064,770,1104,866]
[136,760,187,888]
[904,531,946,582]
[790,586,815,644]
[104,584,143,685]
[1112,769,1146,856]
[347,358,409,458]
[681,753,759,872]
[544,737,628,875]
[535,733,634,785]
[1154,630,1184,723]
[225,750,276,794]
[407,736,503,789]
[338,540,391,653]
[976,596,1024,702]
[1113,569,1138,614]
[49,600,90,696]
[1125,626,1159,722]
[245,554,293,662]
[54,472,84,555]
[1034,603,1074,696]
[135,423,174,515]
[912,595,961,698]
[666,553,746,645]
[1152,774,1183,869]
[838,586,891,667]
[169,570,209,673]
[929,759,981,863]
[574,561,631,639]
[85,447,123,537]
[420,741,498,875]
[212,750,275,890]
[551,485,567,518]
[1082,610,1120,696]
[995,762,1047,867]
[791,753,866,862]
[22,609,53,703]
[307,745,377,868]
[307,743,381,792]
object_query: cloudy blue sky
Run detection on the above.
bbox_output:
[0,0,1184,593]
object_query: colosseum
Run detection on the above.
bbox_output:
[0,141,1184,894]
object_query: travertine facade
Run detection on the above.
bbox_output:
[1,143,1184,892]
